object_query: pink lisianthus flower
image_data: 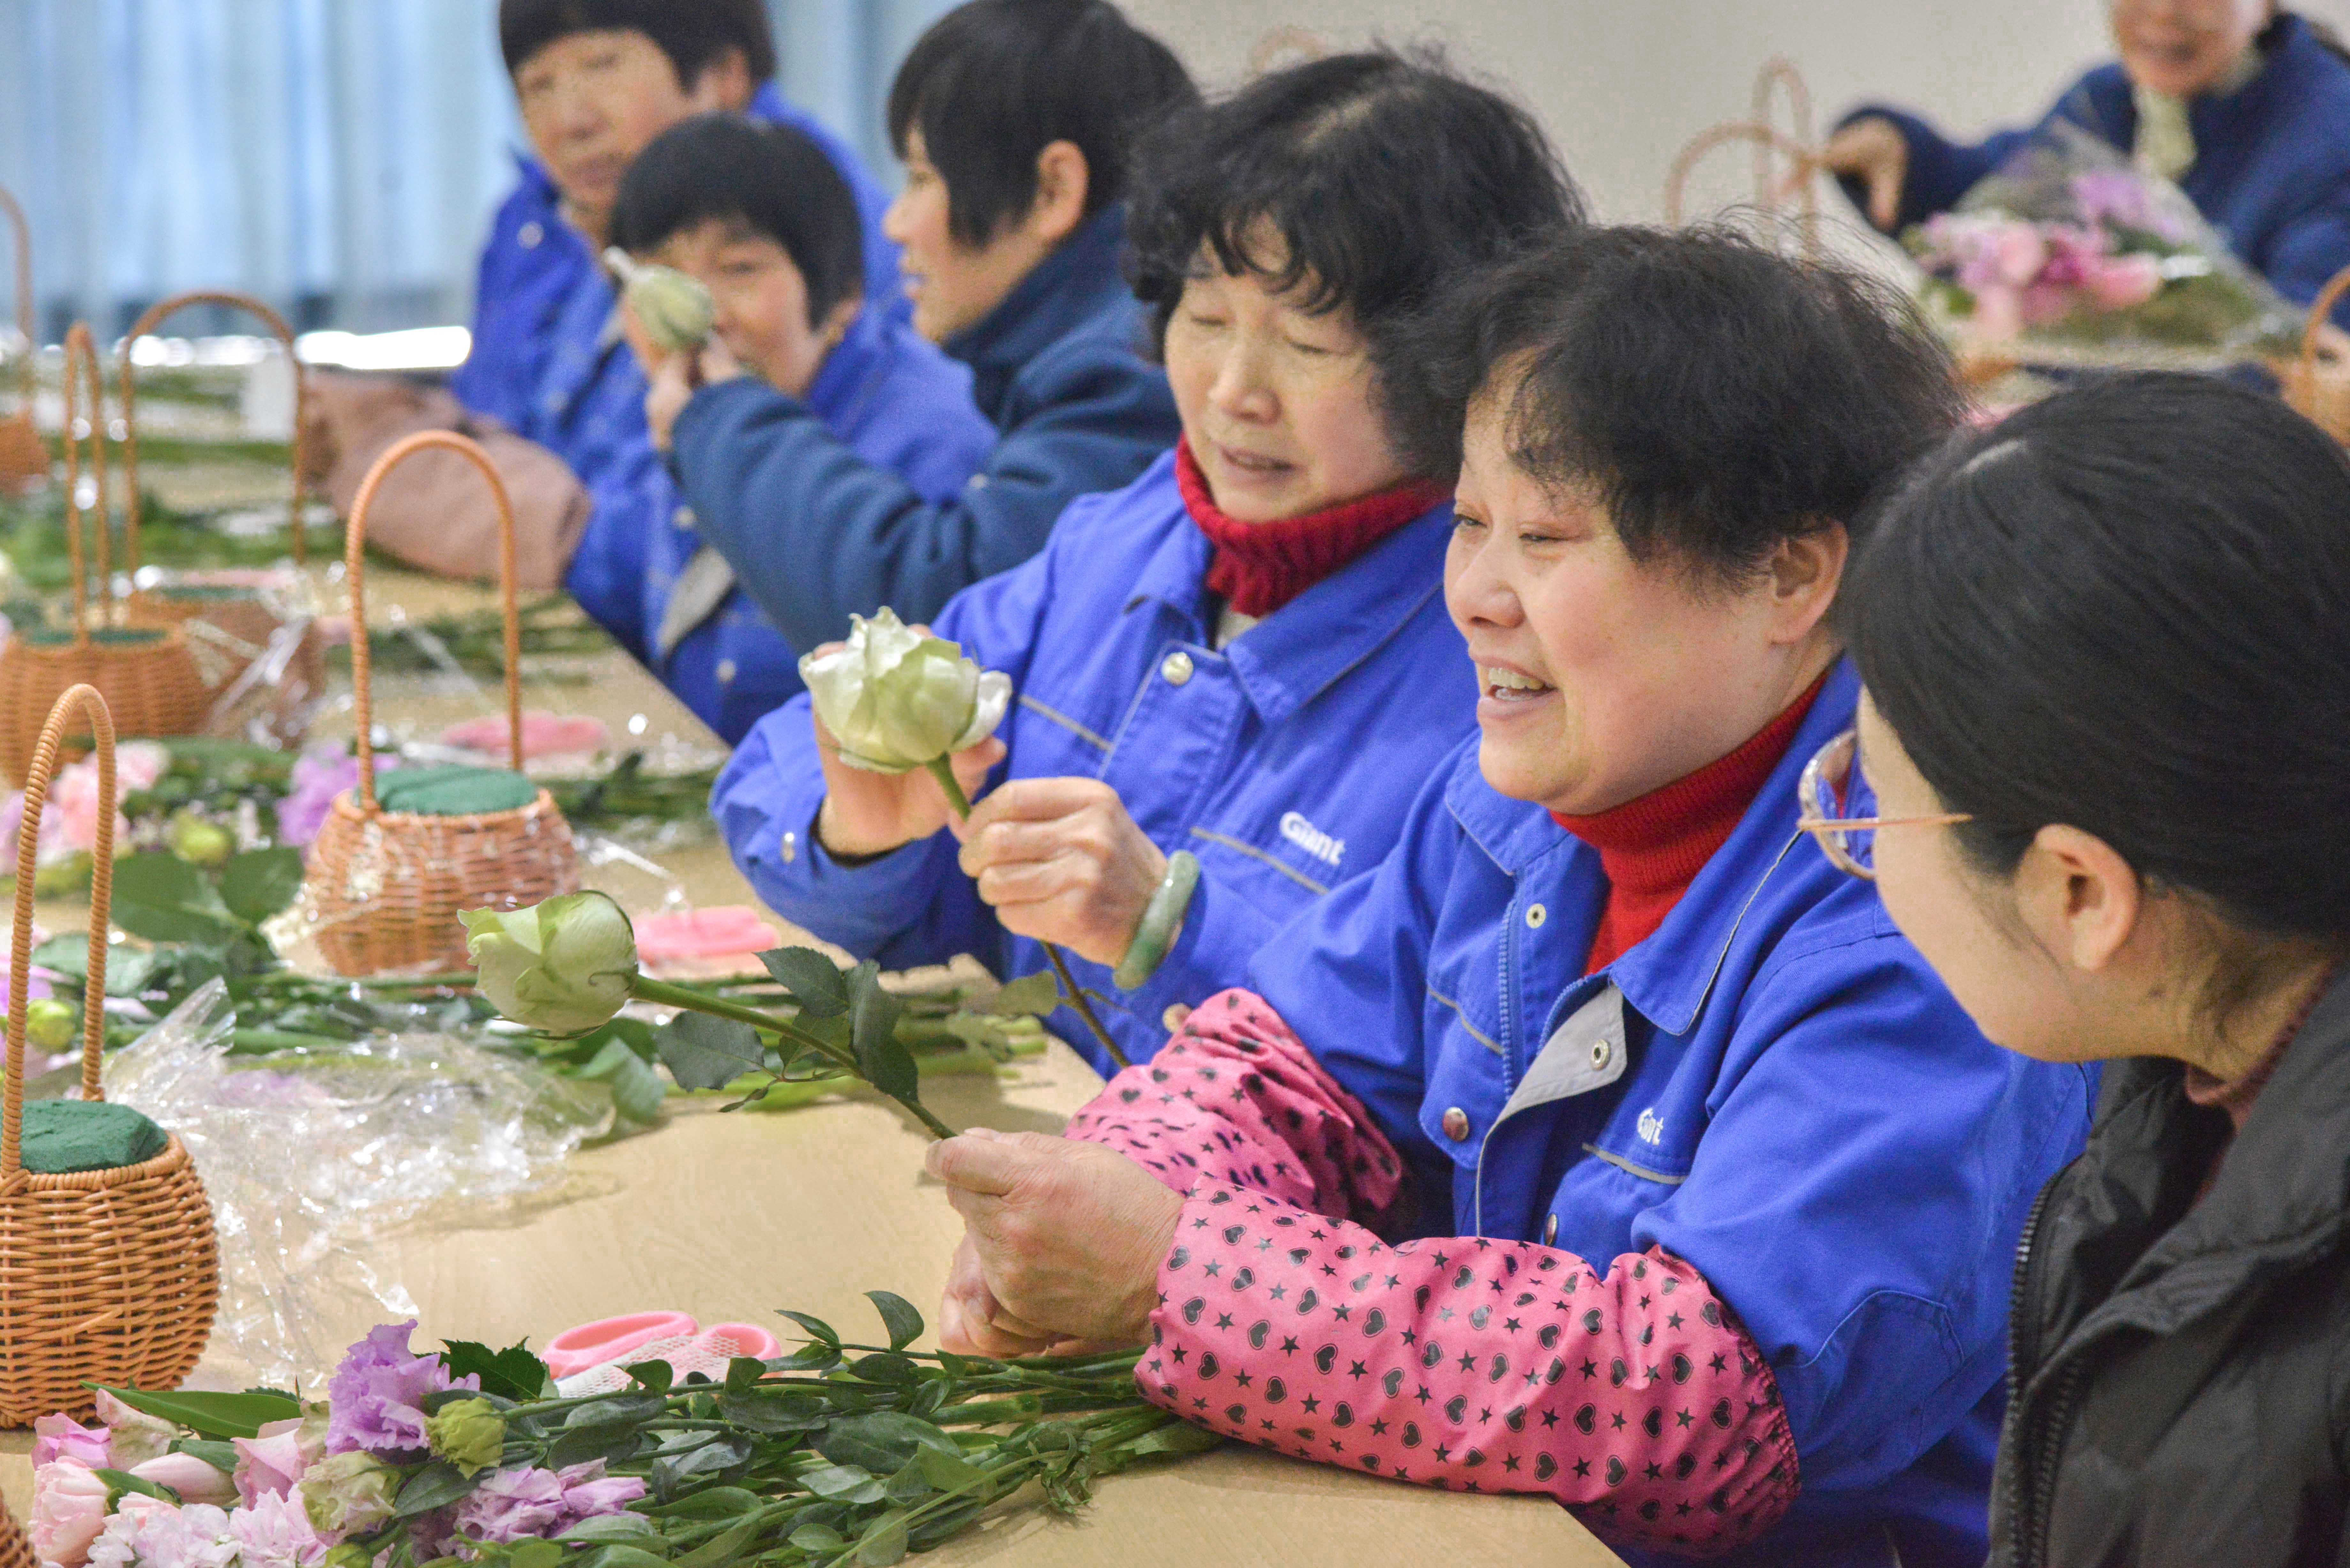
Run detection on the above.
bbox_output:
[32,1413,112,1469]
[230,1486,331,1568]
[30,1458,112,1568]
[323,1320,474,1458]
[451,1461,646,1546]
[130,1451,239,1506]
[2085,251,2165,310]
[554,1462,648,1521]
[235,1411,330,1504]
[87,1496,238,1568]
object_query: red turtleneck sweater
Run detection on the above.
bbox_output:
[1174,438,1449,617]
[1552,674,1827,976]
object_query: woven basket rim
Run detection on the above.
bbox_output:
[11,626,179,651]
[0,1130,189,1194]
[329,783,562,830]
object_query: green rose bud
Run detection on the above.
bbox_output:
[605,248,715,353]
[424,1396,507,1476]
[24,998,77,1052]
[299,1451,399,1536]
[462,891,638,1035]
[798,607,1012,773]
[168,811,233,868]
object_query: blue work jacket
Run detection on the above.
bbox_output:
[567,306,995,743]
[1844,13,2350,321]
[674,204,1181,652]
[450,84,901,492]
[711,452,1479,1067]
[1253,662,2096,1568]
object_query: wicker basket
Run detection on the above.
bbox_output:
[0,685,220,1427]
[2278,265,2350,446]
[0,1488,31,1568]
[114,294,324,737]
[0,182,40,497]
[1663,117,1823,260]
[0,326,211,786]
[304,431,581,975]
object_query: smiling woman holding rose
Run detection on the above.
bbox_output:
[921,230,2096,1566]
[712,51,1582,1071]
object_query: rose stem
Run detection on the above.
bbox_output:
[924,757,1132,1071]
[626,974,956,1140]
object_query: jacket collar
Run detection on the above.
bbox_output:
[944,205,1136,418]
[802,304,886,425]
[1121,472,1458,726]
[2072,965,2350,1346]
[1444,660,1862,1037]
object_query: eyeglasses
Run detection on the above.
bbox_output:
[1796,729,1972,880]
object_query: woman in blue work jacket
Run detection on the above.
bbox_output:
[913,231,2096,1568]
[1820,2,2350,320]
[712,52,1583,1070]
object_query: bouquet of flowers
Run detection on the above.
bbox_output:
[1906,121,2300,369]
[28,1295,1210,1568]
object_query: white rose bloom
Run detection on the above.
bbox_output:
[799,608,1013,773]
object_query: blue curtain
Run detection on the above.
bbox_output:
[0,0,950,340]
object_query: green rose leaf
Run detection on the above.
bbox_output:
[913,1446,989,1491]
[818,1413,959,1476]
[109,851,242,943]
[554,1517,665,1547]
[1120,1419,1224,1459]
[87,1385,301,1441]
[865,1291,923,1353]
[392,1459,484,1520]
[715,1388,826,1435]
[848,964,915,1102]
[32,933,88,983]
[574,1546,675,1568]
[438,1340,551,1402]
[797,1465,886,1505]
[758,948,850,1016]
[787,1523,845,1552]
[855,1512,911,1568]
[576,1037,668,1124]
[171,1439,242,1475]
[654,1012,765,1093]
[669,1517,759,1568]
[776,1310,838,1346]
[507,1541,566,1568]
[625,1360,674,1395]
[219,847,305,926]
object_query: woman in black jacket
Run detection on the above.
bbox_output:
[1820,372,2350,1567]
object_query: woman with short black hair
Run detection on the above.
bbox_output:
[716,51,1580,1072]
[918,227,2092,1566]
[1836,372,2350,1566]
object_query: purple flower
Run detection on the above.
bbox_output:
[277,748,396,852]
[324,1321,474,1459]
[450,1462,647,1548]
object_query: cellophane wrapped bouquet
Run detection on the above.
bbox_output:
[1905,121,2301,368]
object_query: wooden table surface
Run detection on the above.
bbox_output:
[3,558,1623,1567]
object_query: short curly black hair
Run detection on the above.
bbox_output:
[1124,49,1583,478]
[1408,226,1965,578]
[886,0,1195,248]
[500,0,775,87]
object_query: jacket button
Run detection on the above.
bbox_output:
[672,505,696,529]
[780,831,797,865]
[716,659,738,683]
[1441,1107,1470,1142]
[1543,1214,1559,1246]
[1525,903,1547,930]
[1161,651,1195,686]
[1590,1040,1611,1070]
[519,220,543,248]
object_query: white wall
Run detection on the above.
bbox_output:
[1120,1,2350,239]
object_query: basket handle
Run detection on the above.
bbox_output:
[2298,265,2350,370]
[58,324,113,646]
[1,684,119,1179]
[119,291,312,570]
[0,182,31,418]
[1665,120,1823,259]
[344,431,525,809]
[1750,58,1816,219]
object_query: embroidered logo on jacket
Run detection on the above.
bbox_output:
[1636,1108,1664,1146]
[1279,811,1346,869]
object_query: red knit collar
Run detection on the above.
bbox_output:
[1174,437,1449,617]
[1551,671,1829,974]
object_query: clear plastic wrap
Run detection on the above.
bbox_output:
[1907,120,2302,370]
[103,979,616,1390]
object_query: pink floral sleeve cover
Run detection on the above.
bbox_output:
[1064,989,1801,1558]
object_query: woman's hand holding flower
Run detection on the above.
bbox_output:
[952,779,1168,968]
[926,1128,1180,1357]
[814,715,1004,859]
